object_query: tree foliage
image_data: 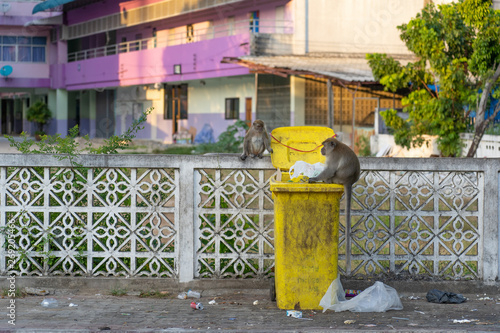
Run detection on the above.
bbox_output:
[7,107,153,169]
[26,101,52,134]
[367,0,500,157]
[194,120,249,154]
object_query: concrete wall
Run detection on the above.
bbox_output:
[0,154,497,285]
[462,133,500,158]
[114,75,255,143]
[371,133,500,158]
[292,0,456,55]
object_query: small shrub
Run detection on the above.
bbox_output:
[2,288,27,298]
[110,287,127,296]
[6,107,153,168]
[194,119,248,154]
[356,135,372,157]
[26,101,52,135]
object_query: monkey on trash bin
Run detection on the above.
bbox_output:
[240,119,273,160]
[308,137,360,230]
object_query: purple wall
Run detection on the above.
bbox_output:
[50,64,65,89]
[66,0,289,25]
[0,78,50,89]
[64,34,251,90]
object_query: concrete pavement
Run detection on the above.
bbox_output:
[0,287,499,332]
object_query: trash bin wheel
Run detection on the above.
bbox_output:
[270,277,276,301]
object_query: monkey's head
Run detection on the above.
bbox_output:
[253,119,265,132]
[320,137,340,155]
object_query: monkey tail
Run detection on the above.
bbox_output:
[344,184,353,276]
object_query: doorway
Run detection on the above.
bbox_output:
[164,84,188,135]
[245,97,252,127]
[95,90,115,138]
[1,99,22,135]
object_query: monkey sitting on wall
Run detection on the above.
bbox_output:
[240,119,273,160]
[308,137,360,229]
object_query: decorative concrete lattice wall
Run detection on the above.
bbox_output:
[347,170,481,279]
[1,166,178,277]
[0,155,498,283]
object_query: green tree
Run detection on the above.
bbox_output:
[26,101,52,135]
[367,0,500,157]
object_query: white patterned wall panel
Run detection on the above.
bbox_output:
[195,169,276,279]
[340,170,482,279]
[0,167,178,277]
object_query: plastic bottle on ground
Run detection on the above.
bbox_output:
[190,301,204,310]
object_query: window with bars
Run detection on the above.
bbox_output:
[0,36,46,63]
[225,98,239,119]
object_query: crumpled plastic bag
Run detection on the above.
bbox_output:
[426,289,467,304]
[320,276,403,313]
[289,161,325,179]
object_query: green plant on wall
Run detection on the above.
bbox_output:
[7,107,153,168]
[194,120,249,154]
[26,101,52,136]
[4,107,153,275]
[356,135,372,157]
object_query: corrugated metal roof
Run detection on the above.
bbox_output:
[236,54,377,83]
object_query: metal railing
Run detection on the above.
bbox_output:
[67,19,294,62]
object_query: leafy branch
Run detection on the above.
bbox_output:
[6,107,153,168]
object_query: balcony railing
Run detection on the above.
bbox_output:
[67,19,293,62]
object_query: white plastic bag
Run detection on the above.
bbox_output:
[289,161,325,179]
[318,275,346,311]
[320,278,403,313]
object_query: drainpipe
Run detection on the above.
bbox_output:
[327,79,333,129]
[254,73,258,121]
[305,0,309,54]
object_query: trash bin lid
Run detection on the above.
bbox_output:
[270,126,335,170]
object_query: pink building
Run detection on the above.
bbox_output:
[0,1,59,135]
[0,0,293,142]
[2,0,433,146]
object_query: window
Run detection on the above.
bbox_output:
[18,46,31,62]
[227,16,235,36]
[164,84,188,120]
[0,35,46,63]
[249,11,259,33]
[133,33,142,51]
[2,46,15,61]
[225,98,239,119]
[50,29,58,43]
[33,47,45,62]
[186,24,194,43]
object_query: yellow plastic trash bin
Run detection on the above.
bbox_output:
[270,126,344,310]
